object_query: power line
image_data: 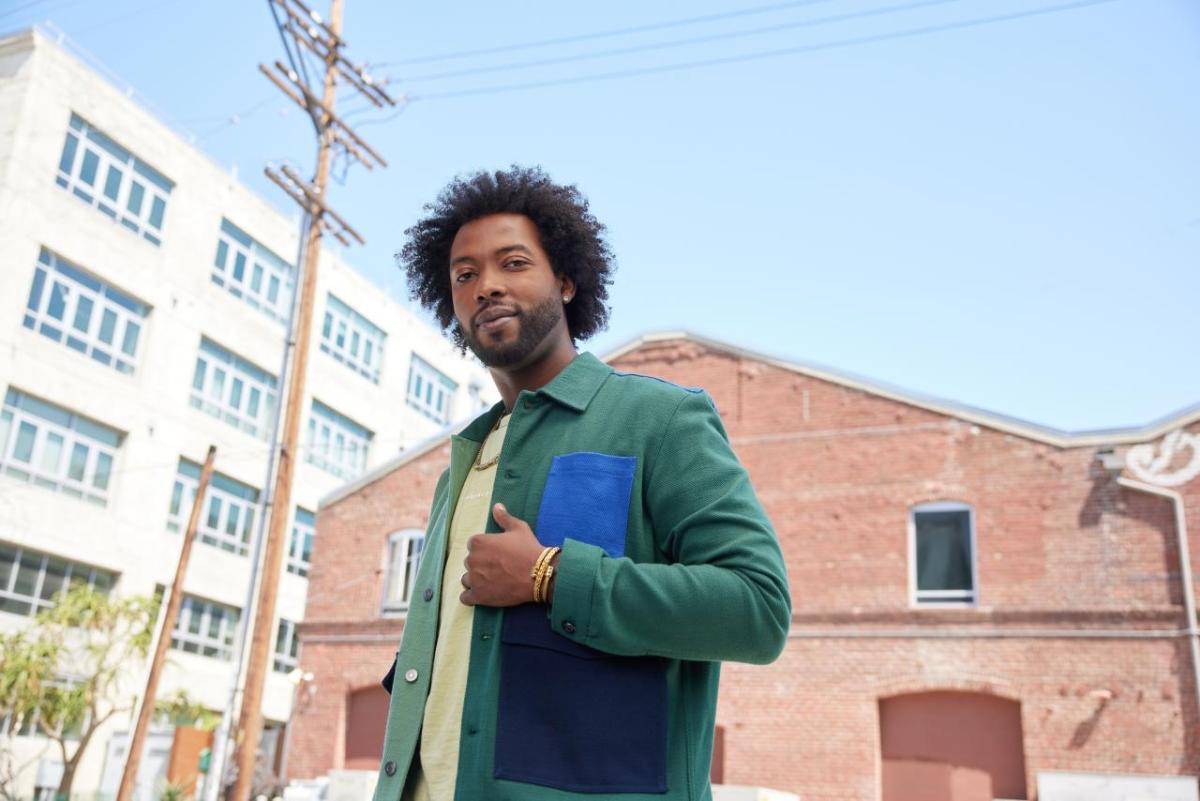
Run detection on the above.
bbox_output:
[375,0,845,67]
[409,0,1118,102]
[402,0,970,83]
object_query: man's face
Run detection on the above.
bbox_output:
[449,213,573,368]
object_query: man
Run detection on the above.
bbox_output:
[373,166,791,801]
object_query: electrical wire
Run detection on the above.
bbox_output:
[374,0,847,67]
[405,0,1117,102]
[400,0,969,83]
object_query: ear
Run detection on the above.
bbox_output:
[559,274,576,303]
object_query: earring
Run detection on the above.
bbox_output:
[563,295,571,303]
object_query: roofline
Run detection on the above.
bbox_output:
[319,330,1200,509]
[605,330,1200,448]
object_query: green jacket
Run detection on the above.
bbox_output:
[372,352,791,801]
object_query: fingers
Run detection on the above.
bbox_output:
[493,502,513,529]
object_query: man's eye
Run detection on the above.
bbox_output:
[504,259,528,269]
[455,272,474,283]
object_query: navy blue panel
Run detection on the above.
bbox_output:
[493,451,666,793]
[535,452,636,557]
[380,655,396,695]
[495,610,668,793]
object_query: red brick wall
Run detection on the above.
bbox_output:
[287,338,1200,799]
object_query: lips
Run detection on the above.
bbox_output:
[474,306,518,332]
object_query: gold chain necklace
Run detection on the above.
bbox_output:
[472,414,507,471]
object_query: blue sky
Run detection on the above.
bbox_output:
[3,0,1197,431]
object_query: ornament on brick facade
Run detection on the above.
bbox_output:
[1125,429,1200,487]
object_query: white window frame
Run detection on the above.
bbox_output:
[305,400,372,480]
[189,338,278,438]
[381,529,425,616]
[55,114,172,245]
[273,618,299,673]
[212,219,295,324]
[0,390,121,507]
[0,542,115,619]
[287,508,314,578]
[320,294,386,383]
[171,594,240,660]
[23,249,149,375]
[406,355,458,424]
[167,460,259,557]
[908,501,978,608]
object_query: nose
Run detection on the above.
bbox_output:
[475,264,508,301]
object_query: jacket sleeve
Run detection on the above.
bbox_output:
[548,390,792,664]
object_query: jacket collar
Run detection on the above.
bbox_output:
[456,352,611,442]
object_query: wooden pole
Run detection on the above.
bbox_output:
[116,445,218,801]
[229,3,341,800]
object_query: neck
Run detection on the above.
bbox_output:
[491,331,578,412]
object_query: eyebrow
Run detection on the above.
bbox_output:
[450,244,534,268]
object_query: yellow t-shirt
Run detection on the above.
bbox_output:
[407,414,509,801]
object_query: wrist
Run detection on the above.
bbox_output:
[531,546,561,604]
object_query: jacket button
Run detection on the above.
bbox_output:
[423,588,434,602]
[404,669,419,683]
[384,761,396,777]
[562,620,576,634]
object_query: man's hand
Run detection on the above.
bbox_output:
[460,503,545,607]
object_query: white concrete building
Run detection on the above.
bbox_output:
[0,27,493,801]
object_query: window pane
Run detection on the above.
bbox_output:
[13,552,41,597]
[39,559,68,602]
[13,422,37,463]
[92,452,113,491]
[39,432,65,475]
[0,544,16,590]
[103,165,123,201]
[72,295,94,334]
[98,309,118,345]
[58,133,79,174]
[207,497,222,530]
[121,321,140,357]
[916,511,973,592]
[68,442,88,482]
[79,150,100,185]
[127,181,145,215]
[47,282,68,321]
[148,196,166,229]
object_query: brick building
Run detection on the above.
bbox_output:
[285,332,1200,801]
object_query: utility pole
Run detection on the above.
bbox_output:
[117,446,217,801]
[227,4,397,801]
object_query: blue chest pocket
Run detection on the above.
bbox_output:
[495,452,669,794]
[535,451,637,556]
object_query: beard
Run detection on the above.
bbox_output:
[463,294,564,368]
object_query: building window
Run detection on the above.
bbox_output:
[320,294,386,383]
[171,594,240,660]
[55,113,173,245]
[23,249,149,375]
[910,502,977,606]
[406,355,457,424]
[381,530,424,615]
[167,459,259,557]
[0,542,115,618]
[0,389,122,507]
[189,338,278,438]
[273,618,299,674]
[287,508,314,578]
[305,400,372,480]
[212,219,295,324]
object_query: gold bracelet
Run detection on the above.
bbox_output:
[530,546,555,581]
[532,547,560,603]
[539,564,556,604]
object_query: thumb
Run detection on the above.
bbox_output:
[493,502,519,530]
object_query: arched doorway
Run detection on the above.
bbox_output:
[878,691,1026,801]
[344,685,390,770]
